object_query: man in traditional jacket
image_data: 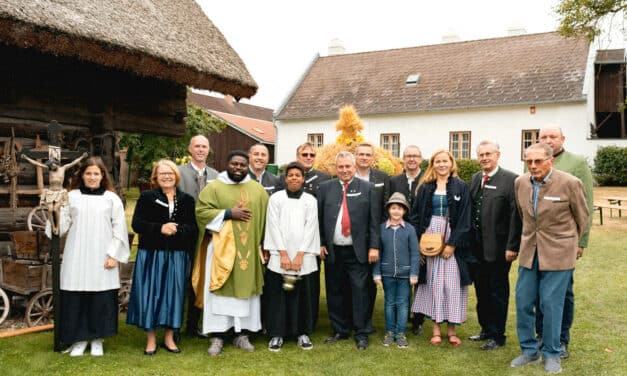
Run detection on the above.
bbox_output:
[248,143,281,195]
[192,150,268,356]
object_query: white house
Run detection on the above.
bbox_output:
[274,31,627,174]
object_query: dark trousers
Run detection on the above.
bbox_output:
[474,259,512,344]
[536,274,575,345]
[311,257,321,329]
[325,245,370,341]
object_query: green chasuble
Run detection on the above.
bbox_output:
[196,178,268,299]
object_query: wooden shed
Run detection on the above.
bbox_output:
[0,0,257,249]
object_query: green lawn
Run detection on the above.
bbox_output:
[1,197,625,375]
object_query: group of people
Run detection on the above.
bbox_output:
[52,125,591,374]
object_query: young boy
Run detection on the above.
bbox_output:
[373,192,419,348]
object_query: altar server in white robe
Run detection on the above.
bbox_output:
[263,161,320,352]
[57,157,129,357]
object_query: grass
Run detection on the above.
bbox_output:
[0,189,625,375]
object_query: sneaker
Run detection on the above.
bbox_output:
[510,353,542,368]
[68,341,88,357]
[233,335,255,352]
[207,337,224,356]
[268,337,283,352]
[545,357,562,374]
[90,338,104,356]
[382,331,395,347]
[560,342,569,359]
[396,334,409,348]
[297,335,313,350]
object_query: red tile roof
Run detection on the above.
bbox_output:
[187,92,273,122]
[277,32,589,120]
[209,110,275,144]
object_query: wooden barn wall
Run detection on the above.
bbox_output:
[595,63,625,113]
[0,45,189,244]
[208,126,275,172]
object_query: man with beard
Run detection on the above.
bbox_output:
[192,151,268,356]
[248,144,281,195]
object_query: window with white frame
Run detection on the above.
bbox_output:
[380,133,400,157]
[449,131,471,159]
[521,129,539,159]
[307,133,324,148]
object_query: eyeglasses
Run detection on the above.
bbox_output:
[524,157,551,166]
[300,153,316,158]
[158,172,175,176]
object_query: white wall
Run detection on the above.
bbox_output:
[276,102,627,175]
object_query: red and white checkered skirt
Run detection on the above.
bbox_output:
[411,215,468,325]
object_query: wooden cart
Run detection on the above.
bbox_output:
[0,231,55,327]
[0,231,135,326]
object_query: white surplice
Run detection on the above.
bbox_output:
[60,190,130,291]
[263,190,320,276]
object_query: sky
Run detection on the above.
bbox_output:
[196,0,561,110]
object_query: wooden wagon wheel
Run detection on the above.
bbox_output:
[25,288,53,327]
[118,282,131,313]
[27,205,48,232]
[0,287,9,325]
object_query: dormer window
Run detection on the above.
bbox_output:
[405,74,420,86]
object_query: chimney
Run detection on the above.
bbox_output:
[441,30,460,43]
[507,21,527,36]
[328,38,346,55]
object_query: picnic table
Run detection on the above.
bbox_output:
[594,196,627,225]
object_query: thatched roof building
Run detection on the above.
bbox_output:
[0,0,257,99]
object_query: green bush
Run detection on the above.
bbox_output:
[455,158,481,184]
[594,146,627,186]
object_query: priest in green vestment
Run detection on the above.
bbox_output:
[191,150,268,355]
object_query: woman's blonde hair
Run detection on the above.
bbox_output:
[150,159,180,189]
[417,149,458,189]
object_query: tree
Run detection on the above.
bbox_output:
[556,0,627,41]
[119,103,227,184]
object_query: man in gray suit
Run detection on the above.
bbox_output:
[178,135,219,199]
[469,140,521,350]
[177,134,218,337]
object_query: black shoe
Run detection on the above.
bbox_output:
[144,347,158,356]
[469,332,488,341]
[560,342,569,359]
[161,343,181,353]
[412,324,423,336]
[324,333,349,344]
[356,338,368,350]
[480,339,504,350]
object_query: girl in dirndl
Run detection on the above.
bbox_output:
[409,149,472,347]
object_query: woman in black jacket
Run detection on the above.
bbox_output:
[127,159,198,355]
[409,149,472,348]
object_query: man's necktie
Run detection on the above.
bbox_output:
[197,173,206,192]
[341,182,351,236]
[482,174,489,190]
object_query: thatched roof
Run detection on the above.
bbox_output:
[0,0,257,99]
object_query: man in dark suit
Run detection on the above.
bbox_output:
[295,142,330,329]
[248,143,281,195]
[177,135,218,338]
[354,143,389,332]
[469,140,521,350]
[389,145,424,335]
[296,142,330,197]
[318,151,381,350]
